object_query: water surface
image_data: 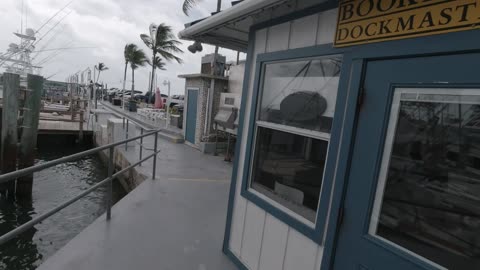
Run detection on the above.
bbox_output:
[0,141,125,270]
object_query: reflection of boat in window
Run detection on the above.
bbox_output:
[377,92,480,261]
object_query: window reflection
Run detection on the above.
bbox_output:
[251,127,329,222]
[373,89,480,269]
[259,56,342,133]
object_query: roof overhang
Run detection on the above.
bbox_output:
[179,0,296,52]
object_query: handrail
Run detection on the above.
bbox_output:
[0,124,161,246]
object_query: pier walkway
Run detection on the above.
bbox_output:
[36,107,237,270]
[100,101,183,136]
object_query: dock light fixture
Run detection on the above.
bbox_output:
[188,41,203,53]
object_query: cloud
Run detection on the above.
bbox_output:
[0,0,245,95]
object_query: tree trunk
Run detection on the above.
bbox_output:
[122,62,128,107]
[149,51,157,104]
[132,67,135,97]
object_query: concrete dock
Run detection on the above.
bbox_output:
[36,104,237,270]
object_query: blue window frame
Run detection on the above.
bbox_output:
[240,44,352,244]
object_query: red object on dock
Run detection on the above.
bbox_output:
[155,88,163,109]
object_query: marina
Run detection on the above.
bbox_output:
[1,0,480,270]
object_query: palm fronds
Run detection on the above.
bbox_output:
[182,0,202,16]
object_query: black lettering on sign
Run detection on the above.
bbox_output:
[335,0,480,47]
[418,11,434,29]
[340,3,355,21]
[439,8,453,26]
[379,19,393,34]
[395,15,415,32]
[456,2,477,22]
[357,0,375,17]
[351,25,364,39]
[366,22,378,36]
[337,28,349,41]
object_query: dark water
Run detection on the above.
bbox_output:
[0,137,126,270]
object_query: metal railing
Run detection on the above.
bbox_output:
[0,123,161,246]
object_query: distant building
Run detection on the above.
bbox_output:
[179,53,243,153]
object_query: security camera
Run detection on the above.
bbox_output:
[188,41,203,53]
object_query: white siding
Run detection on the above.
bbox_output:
[229,195,247,256]
[227,7,338,270]
[290,14,319,49]
[240,202,266,270]
[316,9,338,45]
[258,215,289,270]
[266,22,290,53]
[283,230,319,270]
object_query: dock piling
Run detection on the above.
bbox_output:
[0,73,20,198]
[17,74,43,199]
[79,110,84,143]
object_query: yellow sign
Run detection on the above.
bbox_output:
[335,0,480,47]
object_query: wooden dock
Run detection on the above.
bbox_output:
[1,103,92,136]
[38,112,92,135]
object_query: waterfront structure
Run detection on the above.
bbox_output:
[179,53,228,148]
[179,1,480,270]
[1,73,43,198]
[179,53,244,153]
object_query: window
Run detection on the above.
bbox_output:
[370,88,480,269]
[225,97,235,105]
[248,55,342,223]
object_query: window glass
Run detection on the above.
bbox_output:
[258,56,342,134]
[370,88,480,270]
[250,127,329,223]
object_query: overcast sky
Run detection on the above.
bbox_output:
[0,0,244,95]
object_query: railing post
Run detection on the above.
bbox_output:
[152,132,158,180]
[107,146,114,220]
[79,110,84,143]
[125,119,129,151]
[122,117,125,129]
[139,128,144,166]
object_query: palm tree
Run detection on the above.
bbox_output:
[95,62,108,83]
[140,23,183,102]
[151,56,166,71]
[147,56,167,102]
[122,44,138,105]
[182,0,221,16]
[182,0,201,15]
[93,62,108,108]
[125,46,149,98]
[123,45,136,92]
